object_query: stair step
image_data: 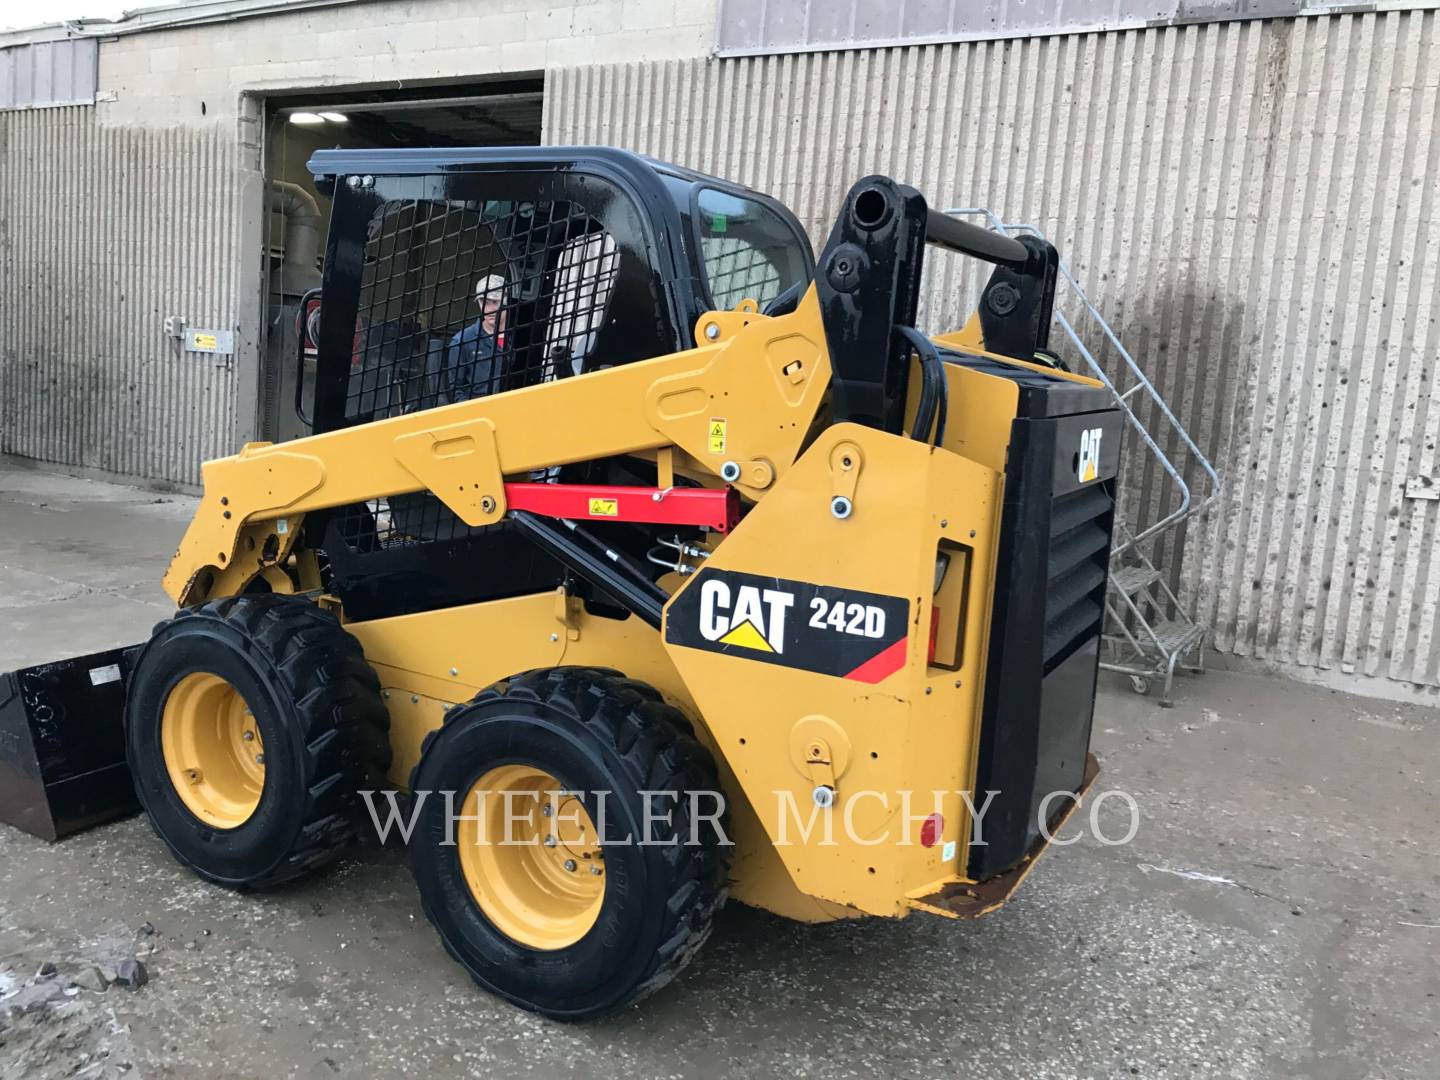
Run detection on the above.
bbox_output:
[1108,565,1162,596]
[1145,617,1206,655]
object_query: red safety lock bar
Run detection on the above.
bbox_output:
[502,483,741,533]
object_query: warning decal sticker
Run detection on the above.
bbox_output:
[588,497,619,517]
[707,417,728,455]
[665,568,911,683]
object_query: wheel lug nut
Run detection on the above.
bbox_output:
[563,859,577,872]
[254,753,265,765]
[542,805,552,817]
[544,835,556,847]
[589,865,602,876]
[242,731,254,742]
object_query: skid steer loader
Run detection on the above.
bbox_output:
[0,148,1121,1019]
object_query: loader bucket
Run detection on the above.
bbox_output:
[0,645,142,841]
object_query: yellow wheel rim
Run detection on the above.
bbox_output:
[457,765,605,950]
[160,672,266,829]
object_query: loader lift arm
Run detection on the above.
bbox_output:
[164,293,833,606]
[169,170,1063,610]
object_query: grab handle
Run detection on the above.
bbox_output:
[924,210,1029,269]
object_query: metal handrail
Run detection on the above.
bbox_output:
[943,208,1221,553]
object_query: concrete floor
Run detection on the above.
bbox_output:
[1,461,1437,1080]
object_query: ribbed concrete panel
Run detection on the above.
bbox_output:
[544,9,1440,692]
[0,107,239,484]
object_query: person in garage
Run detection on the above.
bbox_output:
[444,273,509,402]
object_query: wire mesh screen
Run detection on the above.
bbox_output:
[347,197,619,420]
[333,195,620,552]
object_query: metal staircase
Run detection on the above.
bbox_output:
[944,207,1221,706]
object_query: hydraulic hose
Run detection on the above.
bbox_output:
[896,325,948,447]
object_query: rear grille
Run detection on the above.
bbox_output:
[1043,485,1113,672]
[970,398,1123,882]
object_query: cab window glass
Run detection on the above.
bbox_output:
[694,187,810,311]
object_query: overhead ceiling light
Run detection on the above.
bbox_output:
[319,112,349,123]
[288,112,325,125]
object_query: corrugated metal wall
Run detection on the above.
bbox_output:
[0,106,241,484]
[544,8,1440,691]
[0,40,98,110]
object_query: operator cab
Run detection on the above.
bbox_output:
[302,147,814,434]
[297,147,814,621]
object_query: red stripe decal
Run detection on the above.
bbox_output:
[843,637,909,684]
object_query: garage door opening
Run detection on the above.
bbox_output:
[260,79,543,443]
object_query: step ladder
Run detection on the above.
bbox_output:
[944,208,1221,706]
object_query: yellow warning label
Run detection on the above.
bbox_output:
[708,417,728,455]
[588,497,618,517]
[190,332,218,352]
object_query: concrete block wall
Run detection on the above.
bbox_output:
[94,0,717,128]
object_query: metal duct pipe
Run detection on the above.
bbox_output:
[267,179,323,296]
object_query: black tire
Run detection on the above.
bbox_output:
[408,666,729,1020]
[125,594,391,890]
